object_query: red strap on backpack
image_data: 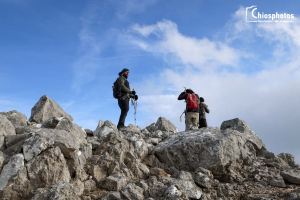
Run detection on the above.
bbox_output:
[186,93,199,110]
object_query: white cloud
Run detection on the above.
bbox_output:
[126,12,300,163]
[129,20,241,70]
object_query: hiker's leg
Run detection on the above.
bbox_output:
[203,119,207,127]
[118,98,129,128]
[191,112,199,129]
[185,112,193,130]
[194,112,199,129]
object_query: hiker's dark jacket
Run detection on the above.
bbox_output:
[199,103,210,119]
[117,75,131,97]
[178,92,200,112]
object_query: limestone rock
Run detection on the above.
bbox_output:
[0,151,4,170]
[23,128,80,161]
[0,115,16,139]
[0,110,27,127]
[94,120,118,138]
[121,183,144,200]
[31,181,83,200]
[163,185,182,200]
[154,119,265,176]
[281,170,300,184]
[0,153,24,190]
[84,179,96,191]
[42,117,86,144]
[6,133,31,149]
[193,172,212,189]
[101,191,122,200]
[155,117,178,133]
[29,95,73,124]
[85,129,93,136]
[26,147,71,190]
[95,119,104,131]
[99,173,129,191]
[278,152,296,167]
[270,174,286,187]
[146,123,156,132]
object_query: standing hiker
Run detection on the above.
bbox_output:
[178,89,200,130]
[113,68,138,130]
[199,97,210,128]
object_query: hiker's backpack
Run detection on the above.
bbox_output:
[186,93,199,110]
[112,78,120,99]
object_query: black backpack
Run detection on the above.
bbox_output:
[112,78,120,99]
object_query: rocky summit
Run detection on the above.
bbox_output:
[0,96,299,200]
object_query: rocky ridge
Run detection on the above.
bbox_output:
[0,95,299,200]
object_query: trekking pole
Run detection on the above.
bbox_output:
[131,89,137,126]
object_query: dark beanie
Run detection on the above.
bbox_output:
[118,68,129,76]
[186,89,194,94]
[200,97,204,102]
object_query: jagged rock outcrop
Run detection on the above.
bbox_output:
[0,96,299,200]
[29,95,73,124]
[154,118,265,177]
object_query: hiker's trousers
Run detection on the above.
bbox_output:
[118,98,129,127]
[199,118,207,128]
[185,112,199,130]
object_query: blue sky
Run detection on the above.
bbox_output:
[1,0,300,163]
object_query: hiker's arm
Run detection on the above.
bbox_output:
[203,103,210,113]
[118,77,131,94]
[178,92,187,100]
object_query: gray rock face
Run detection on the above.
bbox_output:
[220,118,250,133]
[163,185,182,199]
[155,117,178,133]
[154,119,265,176]
[29,95,73,124]
[0,153,24,190]
[94,120,118,138]
[0,115,16,138]
[23,129,80,161]
[0,110,27,127]
[270,174,286,187]
[31,181,83,200]
[99,173,129,191]
[121,183,144,200]
[193,172,212,189]
[281,170,300,184]
[278,152,296,167]
[26,147,71,190]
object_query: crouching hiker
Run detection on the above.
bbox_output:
[178,89,200,130]
[199,97,210,128]
[113,68,138,130]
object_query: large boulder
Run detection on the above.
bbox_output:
[22,129,80,161]
[94,120,118,138]
[0,115,16,137]
[29,95,73,124]
[0,154,24,190]
[0,110,27,127]
[42,117,87,144]
[26,147,71,190]
[155,117,178,133]
[154,119,265,176]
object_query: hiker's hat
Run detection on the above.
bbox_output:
[118,68,129,76]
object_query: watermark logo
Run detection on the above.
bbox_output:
[246,6,294,23]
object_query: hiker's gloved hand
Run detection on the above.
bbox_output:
[134,95,138,100]
[131,91,136,95]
